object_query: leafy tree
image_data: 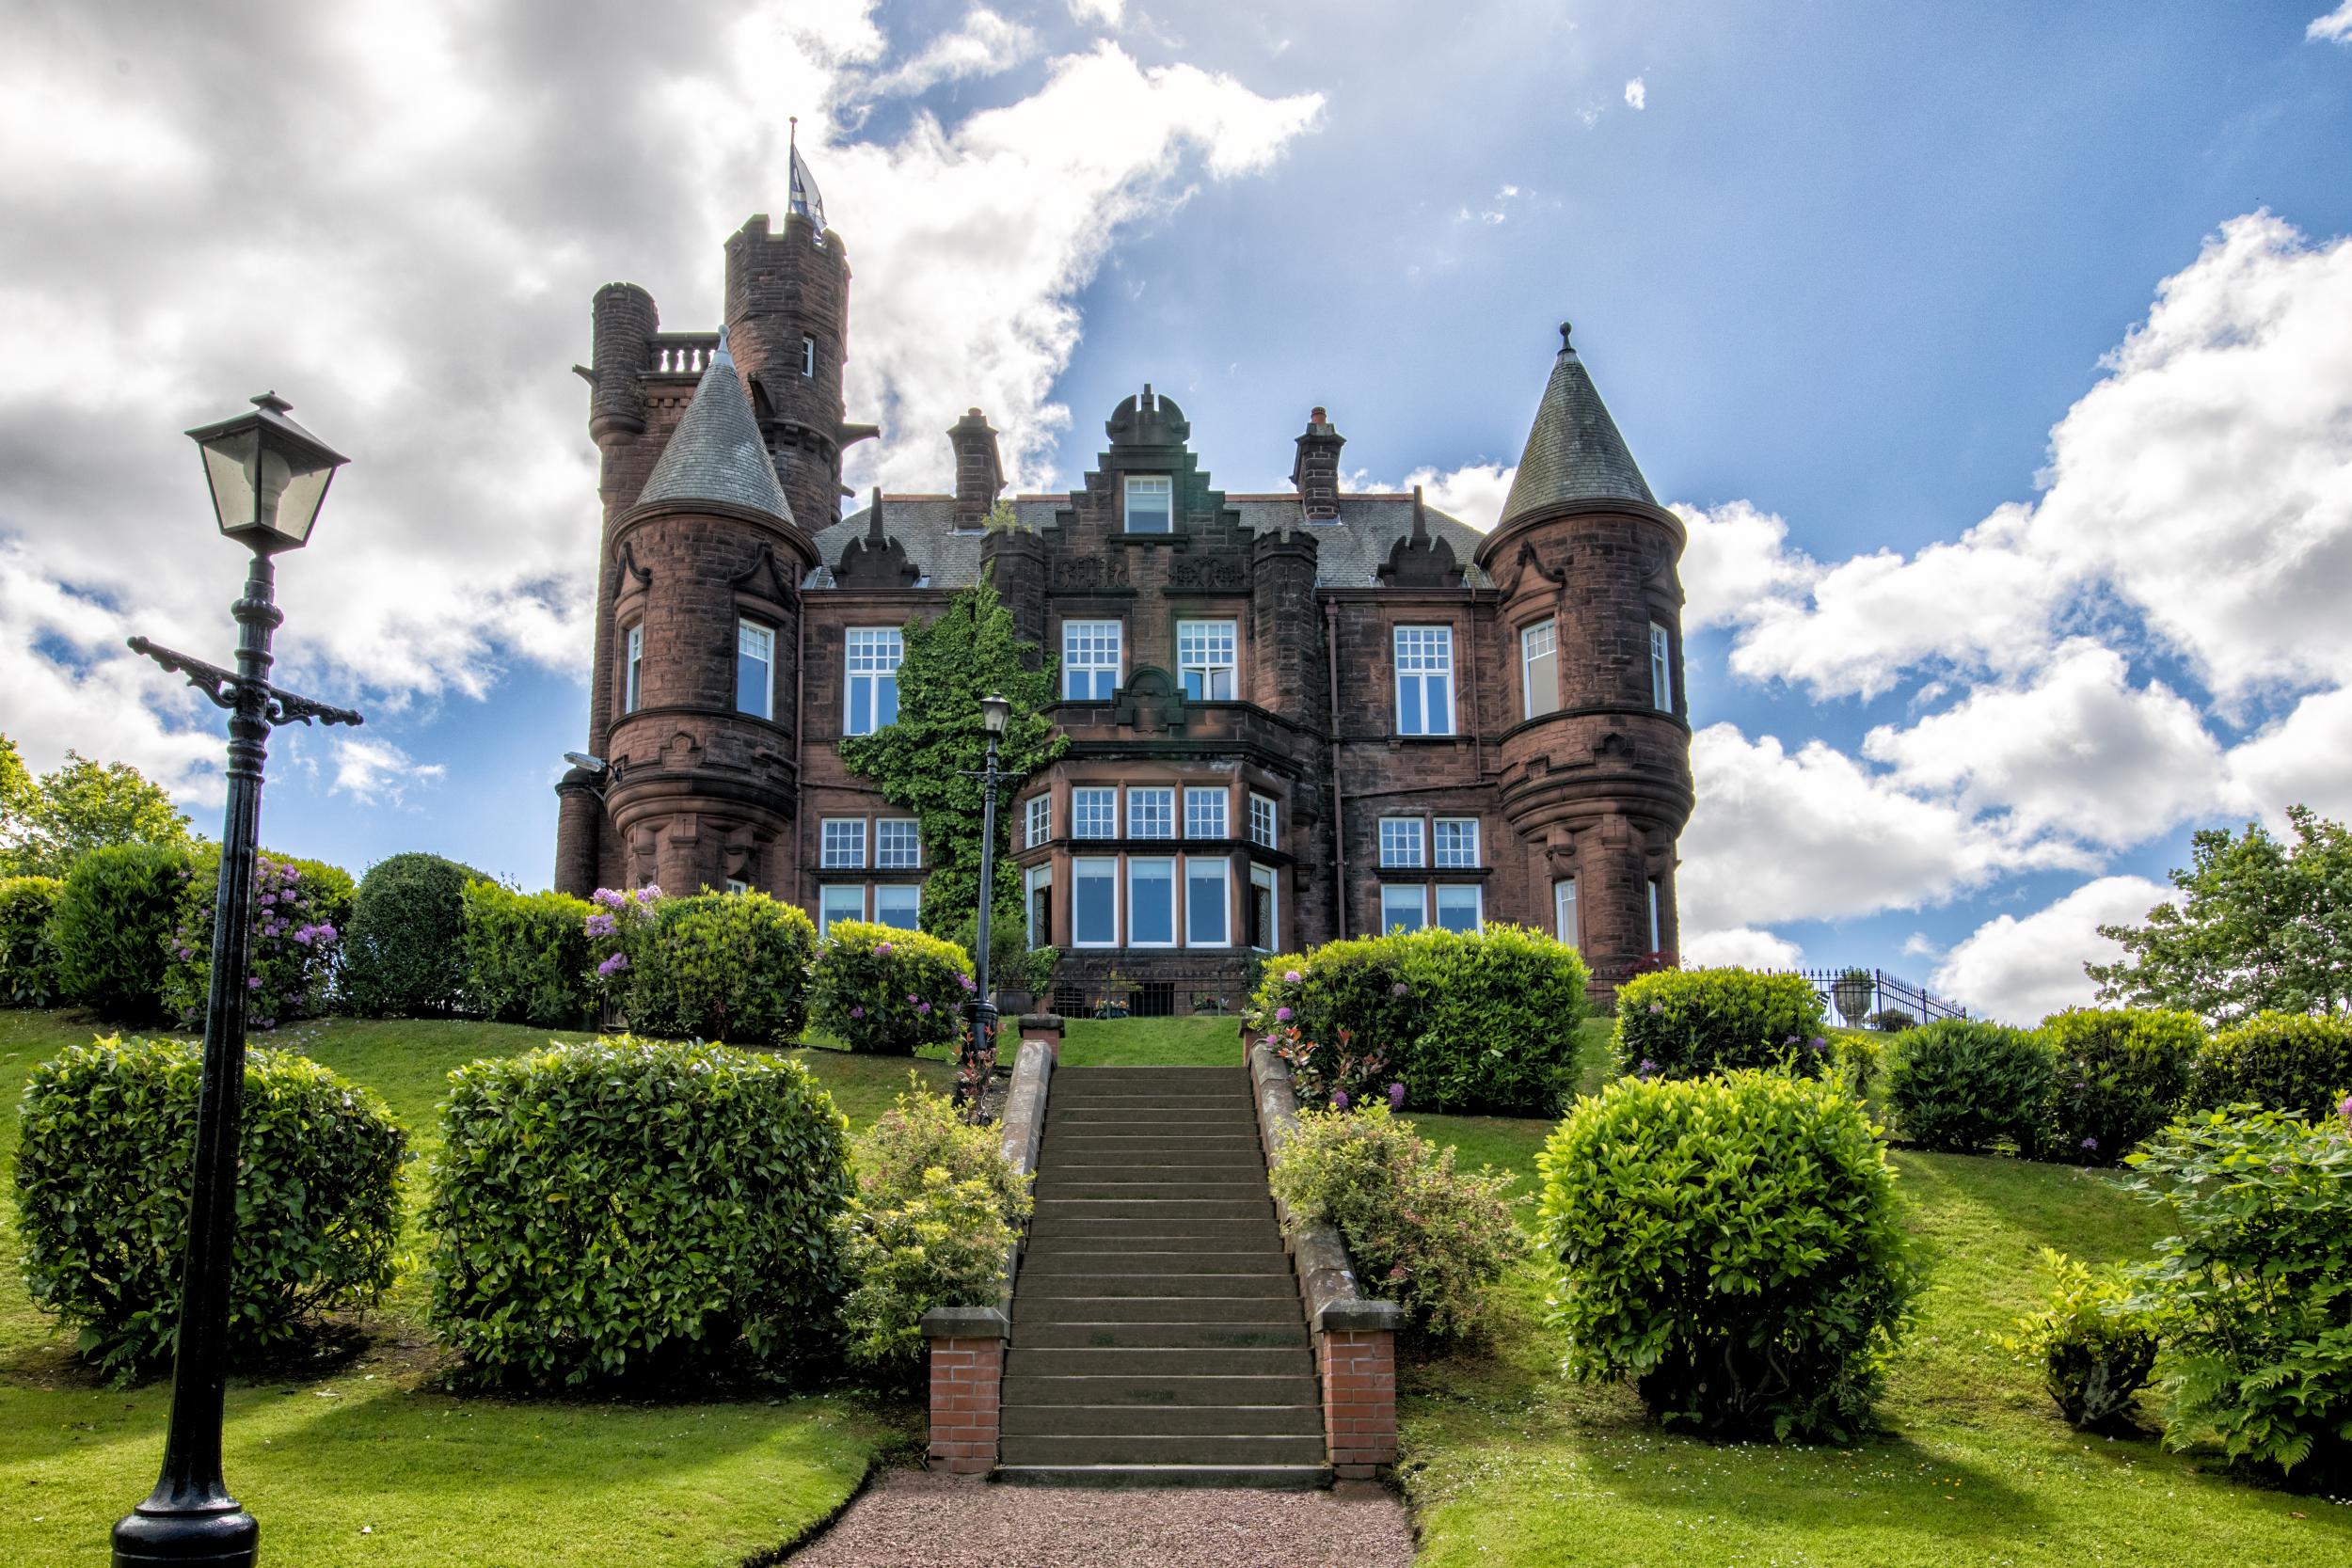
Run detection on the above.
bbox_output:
[2088,805,2352,1024]
[838,579,1064,985]
[0,734,195,879]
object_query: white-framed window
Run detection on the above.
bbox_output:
[1248,863,1279,951]
[1186,856,1231,947]
[1248,793,1278,850]
[845,627,903,735]
[1177,620,1237,701]
[1072,786,1117,840]
[873,883,920,930]
[876,819,920,869]
[1650,622,1673,711]
[1522,618,1558,720]
[1436,883,1483,933]
[1184,787,1227,840]
[725,877,750,895]
[1554,878,1579,951]
[818,883,863,935]
[1124,473,1173,532]
[1380,884,1426,933]
[1072,857,1118,946]
[820,818,866,869]
[624,623,644,713]
[737,619,773,719]
[801,334,816,376]
[1648,877,1663,952]
[1434,817,1480,868]
[1395,626,1454,736]
[1063,620,1121,701]
[1025,794,1051,848]
[1378,816,1424,869]
[1025,863,1053,947]
[1128,786,1175,840]
[1128,858,1177,946]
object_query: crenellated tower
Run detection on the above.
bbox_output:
[723,212,862,535]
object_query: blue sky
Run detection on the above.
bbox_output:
[3,1,2348,1021]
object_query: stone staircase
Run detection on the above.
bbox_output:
[996,1065,1327,1486]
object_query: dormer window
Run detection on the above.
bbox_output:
[1124,474,1172,532]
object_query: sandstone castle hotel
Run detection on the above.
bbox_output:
[552,156,1694,1009]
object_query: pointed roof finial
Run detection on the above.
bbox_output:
[634,340,794,523]
[1497,319,1655,524]
[1559,321,1575,352]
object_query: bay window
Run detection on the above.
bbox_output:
[1128,786,1175,839]
[1073,786,1117,840]
[1073,858,1119,946]
[624,624,644,713]
[1522,618,1558,720]
[1650,622,1673,710]
[1186,857,1231,947]
[1184,786,1227,840]
[1128,858,1176,946]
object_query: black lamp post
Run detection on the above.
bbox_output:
[957,692,1013,1106]
[113,392,362,1568]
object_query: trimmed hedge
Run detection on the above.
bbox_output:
[52,842,198,1022]
[13,1035,405,1383]
[1885,1019,2056,1153]
[2192,1010,2352,1125]
[2038,1006,2201,1165]
[1248,925,1590,1116]
[808,921,973,1055]
[160,850,354,1033]
[342,852,486,1018]
[459,880,593,1028]
[1537,1069,1918,1442]
[0,875,63,1006]
[1614,967,1832,1081]
[426,1036,853,1387]
[625,891,818,1045]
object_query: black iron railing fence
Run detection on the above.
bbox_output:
[1781,967,1968,1026]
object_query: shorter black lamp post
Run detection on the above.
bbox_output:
[114,393,363,1568]
[957,692,1014,1106]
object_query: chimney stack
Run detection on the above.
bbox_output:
[1291,405,1344,522]
[948,407,1005,528]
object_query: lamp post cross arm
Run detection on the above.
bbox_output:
[128,636,366,729]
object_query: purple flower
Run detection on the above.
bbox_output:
[1808,1037,1828,1053]
[1388,1082,1406,1110]
[1283,970,1301,984]
[2340,1094,2352,1129]
[291,928,312,947]
[637,884,663,902]
[247,975,262,990]
[1331,1089,1349,1110]
[1391,982,1410,998]
[959,974,977,990]
[1636,1058,1659,1079]
[2081,1136,2098,1152]
[178,946,194,960]
[593,888,627,910]
[1647,1002,1663,1015]
[916,1002,932,1015]
[877,941,895,956]
[584,913,616,937]
[1276,1006,1294,1022]
[850,1006,866,1020]
[906,992,919,1004]
[596,952,630,977]
[316,924,336,943]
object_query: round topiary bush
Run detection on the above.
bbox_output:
[1613,966,1832,1081]
[0,874,64,1006]
[2192,1010,2352,1125]
[159,849,354,1033]
[808,920,973,1054]
[1536,1069,1918,1441]
[426,1036,853,1387]
[51,842,199,1022]
[13,1034,405,1383]
[341,851,487,1018]
[1247,925,1590,1116]
[458,880,593,1028]
[624,891,818,1045]
[2037,1006,2202,1165]
[1885,1018,2057,1153]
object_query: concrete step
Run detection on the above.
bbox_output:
[1046,1095,1256,1114]
[996,1434,1327,1467]
[1011,1321,1311,1351]
[994,1465,1331,1490]
[1031,1196,1271,1222]
[1044,1156,1269,1178]
[1018,1272,1295,1301]
[1025,1220,1283,1247]
[998,1402,1324,1437]
[1004,1372,1319,1408]
[1046,1134,1265,1155]
[1046,1106,1256,1126]
[1054,1069,1247,1085]
[1033,1178,1271,1200]
[1006,1345,1313,1379]
[1021,1251,1292,1277]
[1013,1295,1305,1325]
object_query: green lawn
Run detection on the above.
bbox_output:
[0,1009,937,1568]
[1057,1014,1245,1067]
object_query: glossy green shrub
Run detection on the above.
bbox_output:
[808,921,973,1055]
[1269,1103,1518,1341]
[1885,1019,2057,1152]
[426,1036,852,1387]
[0,875,63,1006]
[1997,1248,2159,1428]
[2038,1006,2201,1165]
[1537,1069,1918,1441]
[159,850,354,1033]
[2192,1010,2352,1124]
[51,842,199,1022]
[625,891,817,1045]
[1614,967,1832,1081]
[2121,1107,2352,1477]
[852,1073,1028,1223]
[342,852,486,1018]
[13,1035,405,1384]
[459,880,593,1028]
[1247,925,1590,1115]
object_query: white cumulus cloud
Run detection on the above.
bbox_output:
[1932,876,2173,1024]
[2310,3,2352,43]
[1682,926,1802,969]
[1400,461,1516,531]
[1624,76,1647,110]
[331,736,447,808]
[1069,0,1124,24]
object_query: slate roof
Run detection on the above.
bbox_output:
[634,336,796,522]
[1497,325,1653,526]
[803,494,1492,590]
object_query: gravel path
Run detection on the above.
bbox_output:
[787,1468,1416,1568]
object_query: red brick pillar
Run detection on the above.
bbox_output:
[922,1307,1008,1474]
[1317,1311,1399,1478]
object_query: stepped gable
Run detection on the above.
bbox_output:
[632,332,795,521]
[1497,321,1654,527]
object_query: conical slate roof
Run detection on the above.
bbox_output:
[635,334,795,522]
[1498,323,1654,526]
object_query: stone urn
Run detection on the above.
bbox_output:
[1833,969,1874,1028]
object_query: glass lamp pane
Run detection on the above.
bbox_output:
[269,462,333,544]
[200,433,260,535]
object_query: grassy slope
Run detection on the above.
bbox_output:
[0,1010,950,1568]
